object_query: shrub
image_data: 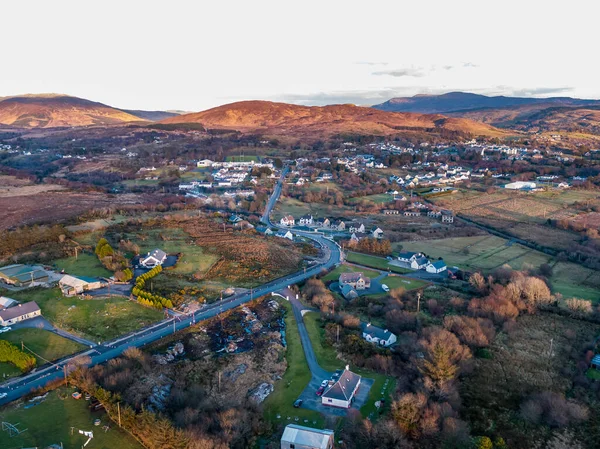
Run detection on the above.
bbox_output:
[0,340,36,372]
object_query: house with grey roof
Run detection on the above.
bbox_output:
[340,284,358,300]
[321,365,361,408]
[361,322,397,347]
[0,301,41,326]
[140,248,167,268]
[426,259,447,274]
[281,424,334,449]
[397,251,421,263]
[410,256,429,270]
[0,296,18,310]
[339,272,370,290]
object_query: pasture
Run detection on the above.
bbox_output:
[53,253,112,278]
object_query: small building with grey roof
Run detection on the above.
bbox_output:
[140,248,168,268]
[361,322,397,347]
[280,424,334,449]
[321,365,361,408]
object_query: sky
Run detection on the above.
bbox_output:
[2,0,599,111]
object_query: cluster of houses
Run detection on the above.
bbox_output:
[279,215,384,241]
[397,251,447,274]
[388,164,472,189]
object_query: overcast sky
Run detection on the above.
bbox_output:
[2,0,599,111]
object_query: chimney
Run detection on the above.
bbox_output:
[366,322,371,327]
[345,364,350,371]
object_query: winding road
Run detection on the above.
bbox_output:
[0,166,343,406]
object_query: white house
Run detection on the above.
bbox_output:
[426,260,447,274]
[196,159,214,167]
[276,230,294,241]
[361,323,397,347]
[348,223,365,233]
[298,214,314,226]
[280,424,334,449]
[371,227,383,239]
[411,256,430,270]
[505,181,536,190]
[321,366,361,408]
[0,301,41,326]
[59,275,104,296]
[397,251,422,263]
[140,249,168,268]
[280,215,295,227]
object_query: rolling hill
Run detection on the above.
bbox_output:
[0,94,179,128]
[159,100,507,139]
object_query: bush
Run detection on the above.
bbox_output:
[520,391,588,427]
[0,340,36,372]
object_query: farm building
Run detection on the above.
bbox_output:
[0,301,41,326]
[280,424,334,449]
[59,275,104,296]
[140,248,168,268]
[426,260,447,274]
[0,296,18,309]
[339,272,371,290]
[0,264,49,287]
[321,366,361,408]
[361,322,397,347]
[505,181,536,190]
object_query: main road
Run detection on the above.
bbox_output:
[0,166,342,406]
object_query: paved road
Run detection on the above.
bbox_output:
[0,167,342,406]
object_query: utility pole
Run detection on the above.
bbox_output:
[337,325,340,343]
[417,291,421,313]
[117,402,122,427]
[75,246,78,260]
[173,320,176,334]
[549,338,554,357]
[64,365,68,386]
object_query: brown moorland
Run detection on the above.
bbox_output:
[160,100,509,139]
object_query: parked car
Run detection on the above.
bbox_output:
[381,284,389,292]
[320,380,329,388]
[0,327,11,333]
[316,386,325,396]
[0,392,7,399]
[293,399,303,408]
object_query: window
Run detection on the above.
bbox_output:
[328,399,332,403]
[290,445,295,449]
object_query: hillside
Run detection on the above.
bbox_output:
[373,92,600,114]
[160,100,507,139]
[0,94,178,128]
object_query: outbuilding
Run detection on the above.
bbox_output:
[59,275,104,296]
[280,424,334,449]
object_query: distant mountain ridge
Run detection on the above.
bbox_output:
[373,92,600,114]
[0,94,179,128]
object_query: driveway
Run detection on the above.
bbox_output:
[281,290,373,416]
[9,316,96,347]
[87,283,132,298]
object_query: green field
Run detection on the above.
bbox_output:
[346,251,410,274]
[347,193,394,205]
[225,155,258,162]
[1,328,85,365]
[397,236,600,301]
[378,275,428,292]
[263,300,325,427]
[302,312,395,419]
[322,264,379,282]
[273,197,352,222]
[0,388,143,449]
[53,253,113,278]
[307,182,341,193]
[4,288,163,342]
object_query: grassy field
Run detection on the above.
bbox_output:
[302,312,395,419]
[378,275,428,291]
[225,155,258,162]
[0,388,143,449]
[397,236,600,301]
[263,300,325,427]
[322,264,379,282]
[273,197,352,222]
[1,328,85,365]
[307,182,341,193]
[347,193,394,205]
[4,288,163,342]
[346,251,411,274]
[53,253,112,278]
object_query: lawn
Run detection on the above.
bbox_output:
[1,328,86,365]
[4,288,163,342]
[302,312,395,419]
[53,253,112,278]
[378,275,428,291]
[263,300,325,427]
[0,388,143,449]
[346,251,411,274]
[347,193,394,205]
[225,155,258,162]
[397,236,600,302]
[322,264,380,282]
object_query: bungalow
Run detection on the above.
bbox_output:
[411,256,430,270]
[404,210,420,217]
[426,260,447,274]
[321,366,361,408]
[397,251,421,263]
[298,214,314,226]
[382,209,399,215]
[280,215,295,227]
[59,275,104,296]
[339,272,371,290]
[348,223,365,233]
[276,230,294,241]
[196,159,214,167]
[361,323,397,347]
[427,210,442,218]
[280,424,334,449]
[371,227,383,239]
[140,249,168,268]
[264,228,274,236]
[0,301,41,326]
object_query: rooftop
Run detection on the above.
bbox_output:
[0,301,40,321]
[361,322,395,341]
[322,367,361,401]
[281,424,334,449]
